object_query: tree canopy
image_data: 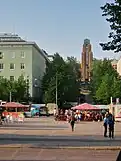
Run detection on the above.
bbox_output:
[0,75,30,102]
[90,58,121,104]
[42,53,81,107]
[100,0,121,52]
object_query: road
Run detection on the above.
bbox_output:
[0,117,121,160]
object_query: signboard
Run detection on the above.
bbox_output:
[115,105,121,121]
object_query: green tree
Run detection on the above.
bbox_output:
[90,58,121,104]
[111,77,121,98]
[14,75,30,102]
[95,74,112,104]
[100,0,121,52]
[0,75,30,102]
[0,78,11,100]
[42,53,80,107]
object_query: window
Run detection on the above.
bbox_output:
[12,52,15,58]
[10,76,14,81]
[10,63,15,70]
[0,52,4,59]
[0,63,4,70]
[20,63,25,69]
[21,51,25,58]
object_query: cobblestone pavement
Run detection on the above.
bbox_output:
[0,148,120,161]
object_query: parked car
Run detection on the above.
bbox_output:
[39,108,49,117]
[24,112,32,118]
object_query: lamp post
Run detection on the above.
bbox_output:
[56,74,58,105]
[34,78,42,103]
[26,76,29,102]
[9,91,12,102]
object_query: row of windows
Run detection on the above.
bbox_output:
[0,63,25,70]
[0,76,16,81]
[0,51,25,59]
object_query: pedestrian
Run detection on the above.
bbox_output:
[108,113,115,139]
[103,114,108,137]
[53,108,56,117]
[69,114,75,132]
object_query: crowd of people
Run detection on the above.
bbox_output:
[54,108,115,139]
[55,109,105,122]
[67,111,115,139]
[0,112,24,124]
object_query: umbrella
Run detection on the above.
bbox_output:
[71,103,98,110]
[2,102,28,108]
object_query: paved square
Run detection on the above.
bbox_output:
[0,117,121,160]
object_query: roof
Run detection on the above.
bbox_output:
[2,102,28,108]
[94,105,109,109]
[71,103,98,110]
[0,33,50,62]
[0,33,25,42]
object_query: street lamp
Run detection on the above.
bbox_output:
[56,74,58,105]
[9,91,12,102]
[33,78,42,103]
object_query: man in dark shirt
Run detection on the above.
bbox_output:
[108,113,115,139]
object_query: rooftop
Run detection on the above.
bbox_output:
[0,33,26,42]
[0,33,50,62]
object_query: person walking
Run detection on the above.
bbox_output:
[103,114,108,137]
[108,113,115,139]
[69,114,75,132]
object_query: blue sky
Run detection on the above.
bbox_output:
[0,0,118,61]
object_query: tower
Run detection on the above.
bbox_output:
[81,39,93,82]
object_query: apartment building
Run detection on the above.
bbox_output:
[0,33,49,102]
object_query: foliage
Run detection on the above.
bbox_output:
[42,53,81,107]
[0,75,30,102]
[100,0,121,52]
[90,58,121,104]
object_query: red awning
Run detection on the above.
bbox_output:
[2,102,28,108]
[71,103,98,110]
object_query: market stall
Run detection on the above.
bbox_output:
[71,103,102,121]
[71,103,98,110]
[1,102,29,122]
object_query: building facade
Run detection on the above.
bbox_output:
[117,58,121,76]
[0,33,48,102]
[81,39,93,82]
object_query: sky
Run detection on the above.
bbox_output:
[0,0,119,61]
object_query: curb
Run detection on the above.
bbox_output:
[0,145,121,150]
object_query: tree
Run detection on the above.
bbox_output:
[0,78,12,101]
[0,75,30,102]
[100,0,121,52]
[42,53,80,107]
[95,74,112,104]
[14,75,30,102]
[66,56,81,81]
[90,58,121,104]
[111,76,121,98]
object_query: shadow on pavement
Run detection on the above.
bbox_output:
[0,133,120,147]
[0,124,68,130]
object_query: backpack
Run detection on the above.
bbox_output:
[108,115,114,125]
